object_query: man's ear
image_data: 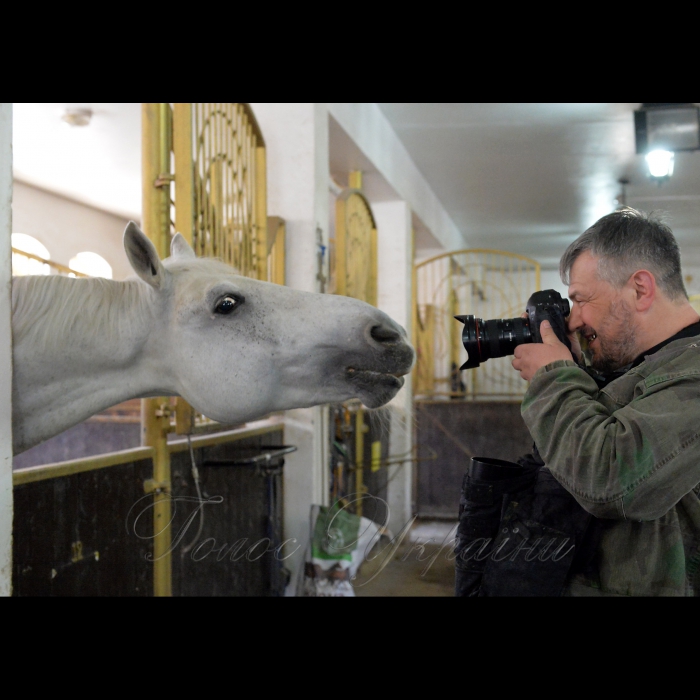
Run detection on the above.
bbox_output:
[170,232,197,260]
[630,269,656,311]
[123,222,168,289]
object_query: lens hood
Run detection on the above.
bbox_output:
[469,456,525,481]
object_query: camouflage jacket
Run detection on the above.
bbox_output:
[521,334,700,596]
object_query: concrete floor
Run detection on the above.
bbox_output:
[353,519,458,597]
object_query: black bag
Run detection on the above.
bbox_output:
[454,450,602,597]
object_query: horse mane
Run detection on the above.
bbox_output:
[11,275,154,360]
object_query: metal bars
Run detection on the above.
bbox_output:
[170,104,278,434]
[173,103,268,281]
[414,249,541,400]
[334,189,378,306]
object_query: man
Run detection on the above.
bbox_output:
[512,207,700,596]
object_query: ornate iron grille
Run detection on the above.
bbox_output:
[333,190,377,306]
[414,249,540,400]
[192,104,262,275]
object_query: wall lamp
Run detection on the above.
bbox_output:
[634,103,700,180]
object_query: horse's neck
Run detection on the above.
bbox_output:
[11,275,173,454]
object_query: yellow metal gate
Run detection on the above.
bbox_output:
[141,103,282,595]
[328,172,381,516]
[414,249,540,400]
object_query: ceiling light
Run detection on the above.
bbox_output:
[634,103,699,180]
[61,108,93,127]
[645,150,675,178]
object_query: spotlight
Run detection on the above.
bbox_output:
[634,103,699,179]
[645,150,675,178]
[61,108,93,127]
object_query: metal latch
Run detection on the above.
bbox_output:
[144,479,171,495]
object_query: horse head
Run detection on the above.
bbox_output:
[124,223,415,425]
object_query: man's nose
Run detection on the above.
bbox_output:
[567,304,582,332]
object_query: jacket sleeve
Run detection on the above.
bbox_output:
[521,359,700,521]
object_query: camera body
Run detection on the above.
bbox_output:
[456,289,571,370]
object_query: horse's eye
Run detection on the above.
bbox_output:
[215,295,242,315]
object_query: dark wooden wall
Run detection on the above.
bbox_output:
[170,429,287,597]
[415,401,534,519]
[13,427,288,596]
[13,458,154,596]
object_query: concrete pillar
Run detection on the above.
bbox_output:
[373,200,414,535]
[248,103,330,593]
[0,104,13,596]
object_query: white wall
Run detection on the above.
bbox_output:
[249,103,330,593]
[374,201,414,533]
[12,180,134,280]
[0,104,13,596]
[249,103,466,592]
[539,268,569,301]
[327,103,468,253]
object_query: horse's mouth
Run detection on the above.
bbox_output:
[345,367,406,389]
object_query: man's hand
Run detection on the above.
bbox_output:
[512,320,575,381]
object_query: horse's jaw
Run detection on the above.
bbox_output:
[343,369,406,408]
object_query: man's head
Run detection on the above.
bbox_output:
[560,207,687,301]
[560,208,688,373]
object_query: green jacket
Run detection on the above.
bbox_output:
[521,335,700,596]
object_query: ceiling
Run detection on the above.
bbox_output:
[12,103,142,221]
[378,103,700,269]
[12,103,700,273]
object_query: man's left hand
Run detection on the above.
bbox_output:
[512,320,574,381]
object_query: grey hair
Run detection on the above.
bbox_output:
[559,207,687,300]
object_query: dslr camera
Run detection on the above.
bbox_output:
[455,289,571,370]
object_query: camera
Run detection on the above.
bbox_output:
[455,289,571,370]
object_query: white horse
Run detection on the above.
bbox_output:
[11,223,415,456]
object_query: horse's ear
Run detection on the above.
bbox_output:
[170,233,196,260]
[123,222,168,290]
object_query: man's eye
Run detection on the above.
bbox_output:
[215,295,243,315]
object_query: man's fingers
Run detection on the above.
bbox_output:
[539,320,560,345]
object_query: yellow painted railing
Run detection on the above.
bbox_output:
[11,248,89,278]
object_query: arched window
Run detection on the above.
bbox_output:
[11,233,51,276]
[68,252,113,279]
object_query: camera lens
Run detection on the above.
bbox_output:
[455,315,532,370]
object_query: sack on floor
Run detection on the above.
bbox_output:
[301,503,381,597]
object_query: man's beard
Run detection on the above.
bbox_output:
[587,298,639,374]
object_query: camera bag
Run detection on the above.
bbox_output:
[454,450,602,597]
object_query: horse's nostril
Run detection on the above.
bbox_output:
[370,324,402,344]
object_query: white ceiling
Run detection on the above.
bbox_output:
[12,103,142,220]
[12,103,700,273]
[378,103,700,269]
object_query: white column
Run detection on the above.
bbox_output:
[373,200,414,536]
[0,104,14,596]
[249,103,330,593]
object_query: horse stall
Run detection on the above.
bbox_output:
[8,103,419,597]
[414,400,534,519]
[12,421,289,596]
[12,104,290,597]
[328,403,391,526]
[412,249,541,518]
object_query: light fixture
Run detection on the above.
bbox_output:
[634,103,700,180]
[61,108,93,127]
[645,150,675,178]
